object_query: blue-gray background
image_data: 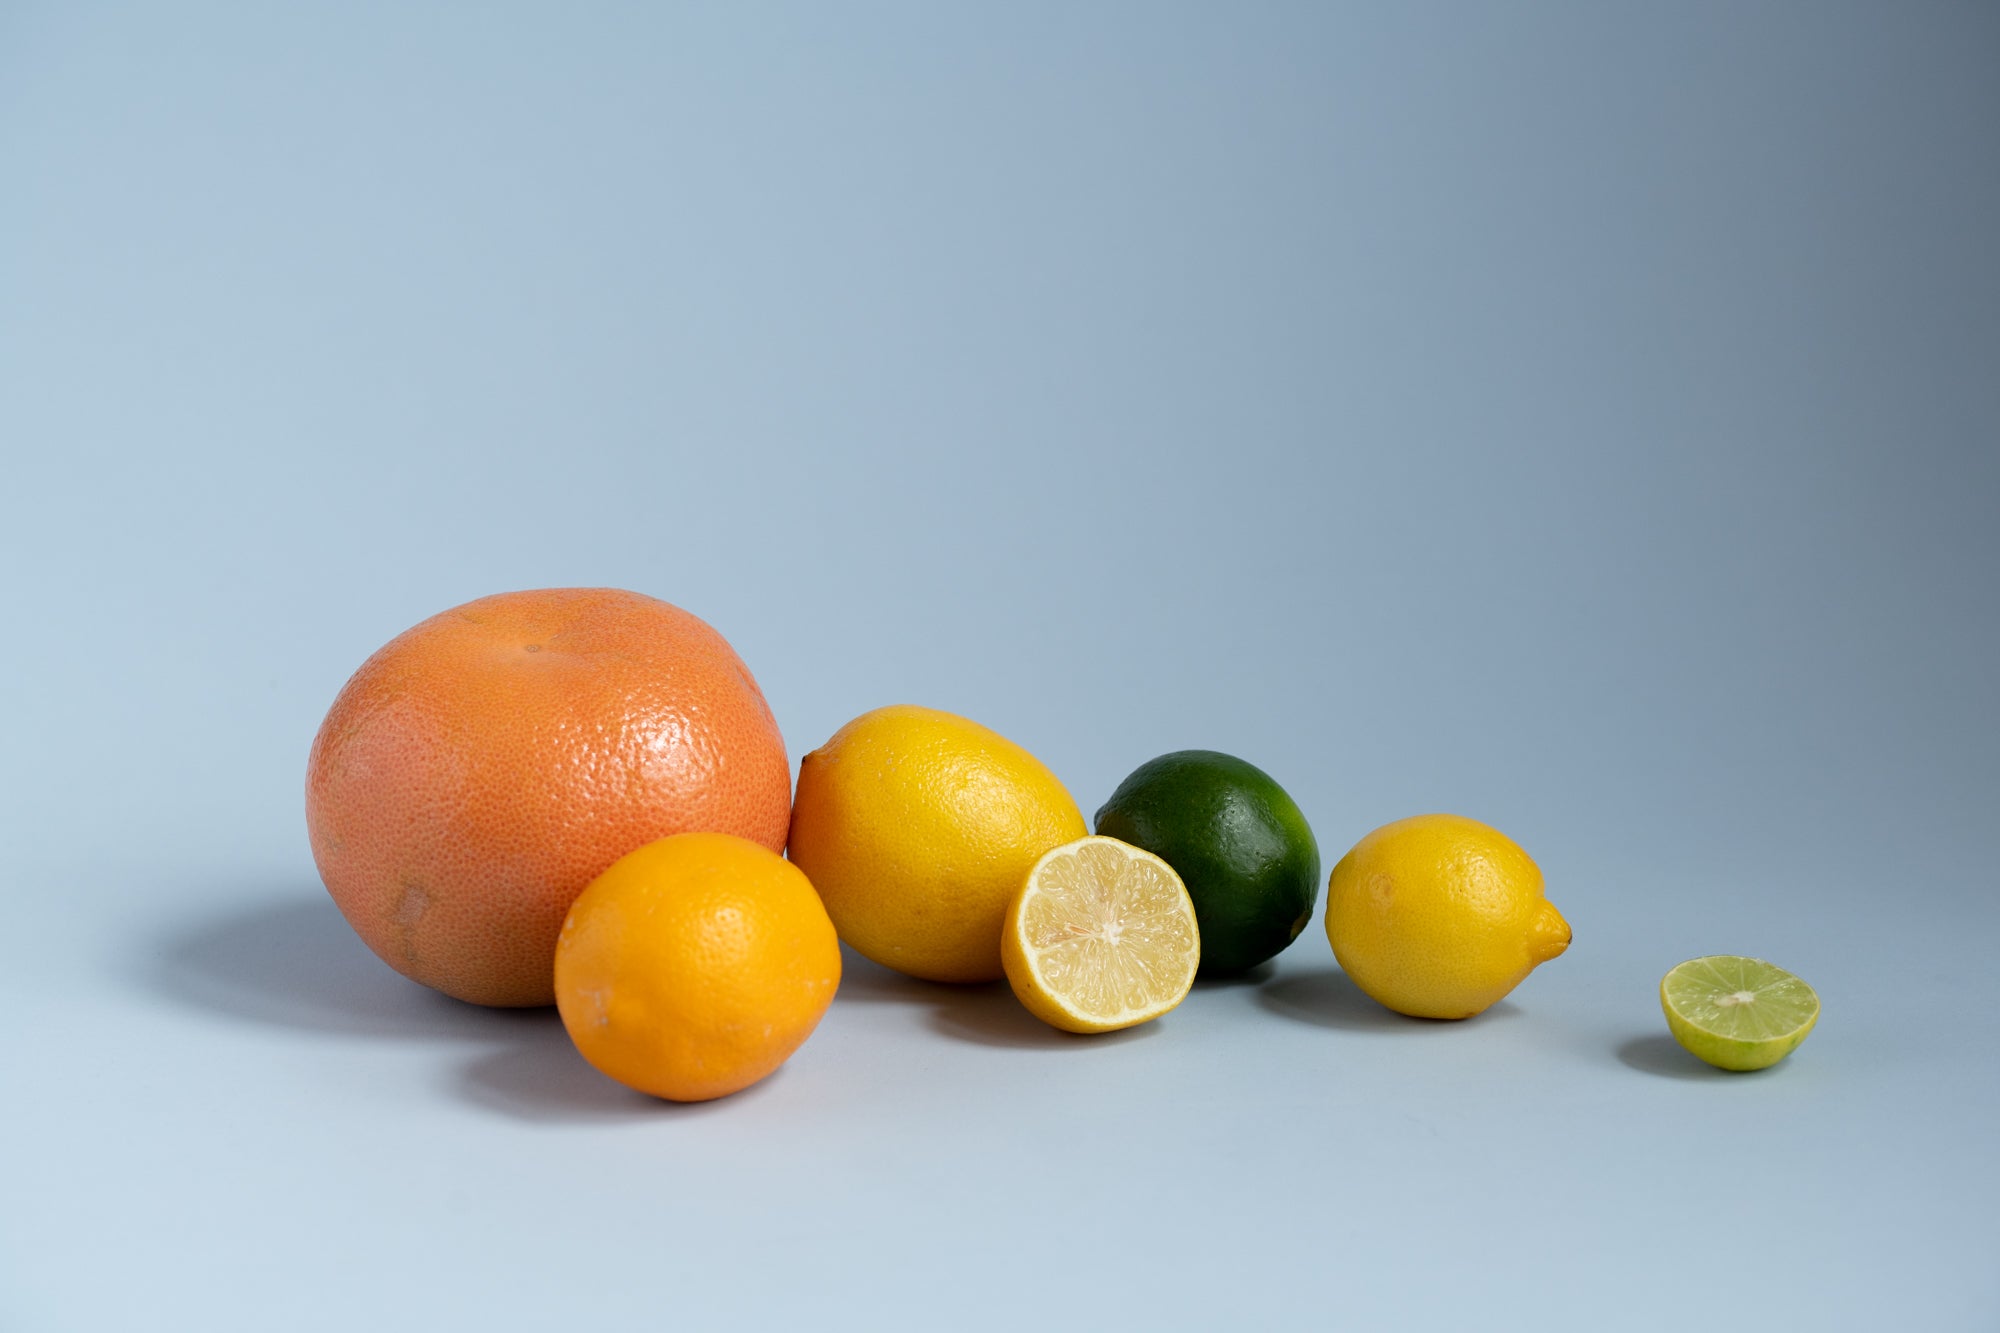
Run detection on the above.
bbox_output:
[3,3,1996,1329]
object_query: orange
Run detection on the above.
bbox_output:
[554,832,841,1102]
[305,588,791,1007]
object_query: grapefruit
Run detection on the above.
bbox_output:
[305,587,790,1007]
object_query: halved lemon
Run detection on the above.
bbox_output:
[1002,835,1201,1034]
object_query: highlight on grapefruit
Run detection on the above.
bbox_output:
[305,587,791,1007]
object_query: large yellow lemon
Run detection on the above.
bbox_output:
[787,705,1086,983]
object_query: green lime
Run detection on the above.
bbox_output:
[1093,750,1320,976]
[1661,955,1820,1071]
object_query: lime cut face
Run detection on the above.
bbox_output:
[1660,955,1819,1072]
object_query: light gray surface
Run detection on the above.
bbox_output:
[4,4,1997,1329]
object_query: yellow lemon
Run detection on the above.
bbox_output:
[1324,814,1570,1019]
[787,705,1087,982]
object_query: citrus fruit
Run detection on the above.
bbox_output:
[1002,835,1200,1034]
[1093,750,1319,975]
[554,832,840,1102]
[786,704,1087,983]
[1660,955,1819,1071]
[306,588,791,1008]
[1323,814,1569,1019]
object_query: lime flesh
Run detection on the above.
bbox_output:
[1661,956,1819,1072]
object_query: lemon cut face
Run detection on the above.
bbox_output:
[1003,836,1200,1034]
[1661,955,1819,1072]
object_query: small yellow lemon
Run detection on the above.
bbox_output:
[1324,814,1570,1019]
[787,705,1087,983]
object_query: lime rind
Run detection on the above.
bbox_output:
[1661,955,1820,1072]
[1093,751,1320,977]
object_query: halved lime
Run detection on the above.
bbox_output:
[1660,956,1819,1071]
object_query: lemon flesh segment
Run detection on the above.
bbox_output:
[1004,836,1200,1034]
[1660,955,1820,1072]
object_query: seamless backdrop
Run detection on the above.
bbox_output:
[3,4,1997,1330]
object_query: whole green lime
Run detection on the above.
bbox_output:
[1093,751,1320,976]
